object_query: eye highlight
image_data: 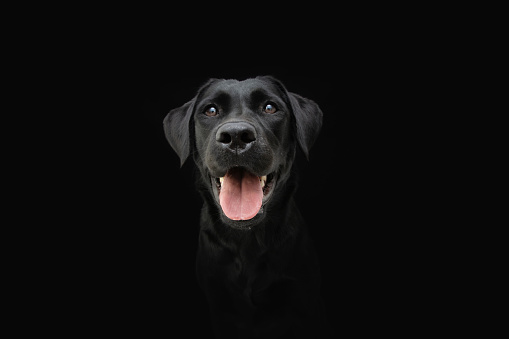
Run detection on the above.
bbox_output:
[263,103,278,114]
[204,105,218,117]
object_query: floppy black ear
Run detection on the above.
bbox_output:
[288,92,323,160]
[163,98,195,167]
[163,78,219,166]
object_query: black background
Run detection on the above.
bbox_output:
[61,41,442,336]
[11,4,480,333]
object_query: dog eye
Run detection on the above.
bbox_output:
[204,106,218,117]
[263,103,277,114]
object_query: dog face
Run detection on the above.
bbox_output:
[164,76,322,228]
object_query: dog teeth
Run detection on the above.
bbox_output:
[217,176,266,188]
[260,175,266,188]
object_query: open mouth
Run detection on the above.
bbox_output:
[211,167,276,221]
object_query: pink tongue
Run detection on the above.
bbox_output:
[219,168,263,220]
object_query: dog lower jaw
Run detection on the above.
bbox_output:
[219,211,265,230]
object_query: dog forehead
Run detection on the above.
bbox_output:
[202,78,280,99]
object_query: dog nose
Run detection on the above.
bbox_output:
[216,122,257,151]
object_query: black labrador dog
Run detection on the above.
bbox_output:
[164,76,328,338]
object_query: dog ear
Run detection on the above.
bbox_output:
[257,75,323,160]
[163,78,219,166]
[288,92,323,160]
[163,98,195,167]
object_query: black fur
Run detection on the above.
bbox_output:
[164,76,328,338]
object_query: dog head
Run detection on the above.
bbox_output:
[164,76,322,228]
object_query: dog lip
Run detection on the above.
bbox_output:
[208,166,263,179]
